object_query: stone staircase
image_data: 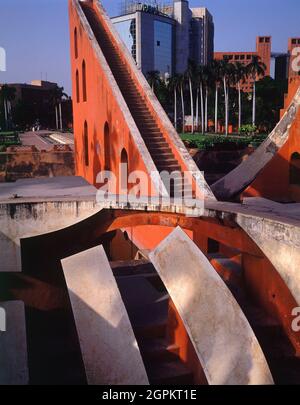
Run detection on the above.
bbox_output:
[110,260,195,385]
[81,2,190,197]
[208,250,300,385]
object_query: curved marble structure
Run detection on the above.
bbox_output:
[149,227,274,385]
[61,245,149,385]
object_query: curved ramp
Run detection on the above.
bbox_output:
[149,227,274,385]
[211,86,300,200]
[61,245,149,385]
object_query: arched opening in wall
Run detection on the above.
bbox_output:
[120,148,129,192]
[290,152,300,185]
[84,121,89,166]
[82,60,87,102]
[104,122,110,171]
[76,70,80,103]
[74,28,78,59]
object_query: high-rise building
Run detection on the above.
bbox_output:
[111,0,214,78]
[190,8,214,67]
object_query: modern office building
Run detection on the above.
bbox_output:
[111,0,214,78]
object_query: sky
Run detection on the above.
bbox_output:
[0,0,299,96]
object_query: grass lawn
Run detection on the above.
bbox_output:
[180,132,268,150]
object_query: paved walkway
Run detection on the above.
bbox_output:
[19,131,54,151]
[20,131,74,151]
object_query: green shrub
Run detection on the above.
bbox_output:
[239,124,257,136]
[180,133,267,151]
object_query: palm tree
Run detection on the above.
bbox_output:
[203,65,213,133]
[219,59,234,135]
[233,62,248,130]
[146,70,161,93]
[195,65,205,134]
[175,73,186,133]
[186,60,197,134]
[246,56,266,127]
[0,85,16,130]
[168,74,181,131]
[210,60,222,133]
[51,86,68,131]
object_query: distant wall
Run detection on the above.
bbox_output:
[0,149,74,182]
[190,147,254,185]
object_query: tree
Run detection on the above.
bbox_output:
[219,60,234,135]
[233,62,248,130]
[146,70,161,93]
[0,85,16,130]
[210,60,222,133]
[186,60,197,133]
[168,74,181,131]
[50,86,68,130]
[202,65,213,133]
[177,73,186,133]
[246,55,266,127]
[195,65,205,134]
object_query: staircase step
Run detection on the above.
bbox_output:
[140,338,180,362]
[208,253,244,287]
[110,259,155,277]
[146,359,194,385]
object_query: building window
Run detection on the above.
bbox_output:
[292,39,297,45]
[74,28,78,59]
[104,122,110,171]
[84,121,89,166]
[265,37,270,43]
[82,60,87,102]
[76,70,80,103]
[154,20,173,76]
[247,55,251,60]
[290,152,300,185]
[240,55,245,60]
[120,148,129,190]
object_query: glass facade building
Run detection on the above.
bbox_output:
[154,21,173,76]
[111,1,214,77]
[114,18,137,61]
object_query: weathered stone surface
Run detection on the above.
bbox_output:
[149,227,274,385]
[0,176,100,272]
[61,245,149,385]
[237,213,300,306]
[0,301,29,385]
